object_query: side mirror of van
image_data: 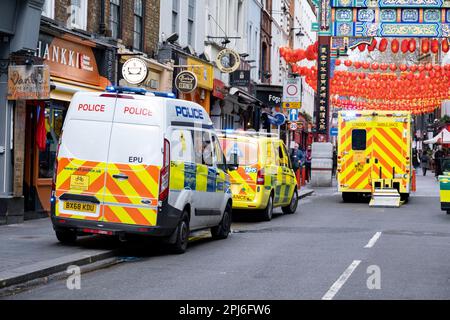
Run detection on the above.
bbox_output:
[226,164,239,171]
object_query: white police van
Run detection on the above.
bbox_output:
[51,86,235,253]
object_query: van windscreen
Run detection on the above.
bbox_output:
[219,138,258,166]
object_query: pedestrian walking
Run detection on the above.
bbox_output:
[421,151,430,176]
[332,148,337,177]
[305,145,312,182]
[434,146,444,180]
[412,149,420,169]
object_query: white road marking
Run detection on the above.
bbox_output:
[364,232,382,248]
[322,260,361,300]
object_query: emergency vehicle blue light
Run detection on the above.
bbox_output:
[105,86,147,95]
[151,91,176,98]
[225,129,235,134]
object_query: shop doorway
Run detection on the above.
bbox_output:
[24,101,67,213]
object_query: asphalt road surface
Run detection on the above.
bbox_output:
[4,175,450,300]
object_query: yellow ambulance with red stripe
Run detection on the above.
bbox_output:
[337,110,412,203]
[51,86,234,253]
[218,131,298,221]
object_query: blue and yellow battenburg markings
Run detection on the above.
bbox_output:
[170,161,228,193]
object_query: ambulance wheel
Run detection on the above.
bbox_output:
[55,229,77,244]
[261,193,274,221]
[400,193,409,203]
[169,213,190,254]
[282,188,298,214]
[342,192,354,203]
[211,203,232,240]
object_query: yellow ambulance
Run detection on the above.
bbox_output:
[218,131,298,221]
[337,110,412,206]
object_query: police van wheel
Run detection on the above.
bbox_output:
[282,189,298,214]
[211,204,232,240]
[55,230,77,244]
[261,194,274,221]
[169,214,190,254]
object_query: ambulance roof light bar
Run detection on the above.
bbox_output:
[105,86,175,98]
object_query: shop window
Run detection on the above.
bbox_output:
[352,129,367,151]
[38,104,65,179]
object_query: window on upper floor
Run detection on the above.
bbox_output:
[172,0,179,34]
[188,0,195,45]
[68,0,88,30]
[110,0,121,39]
[134,0,144,51]
[42,0,54,19]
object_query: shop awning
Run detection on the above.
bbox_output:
[229,87,264,107]
[424,128,450,144]
[50,77,105,101]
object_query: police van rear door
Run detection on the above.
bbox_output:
[55,92,114,222]
[102,96,162,227]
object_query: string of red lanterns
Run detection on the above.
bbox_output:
[279,41,319,63]
[354,38,450,54]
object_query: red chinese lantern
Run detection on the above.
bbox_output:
[358,43,367,52]
[335,59,341,66]
[422,39,430,54]
[431,39,440,54]
[371,62,379,70]
[379,39,388,52]
[354,61,362,69]
[389,63,397,71]
[380,63,388,71]
[409,39,416,53]
[344,60,352,67]
[391,39,400,53]
[442,39,449,53]
[362,62,370,69]
[401,39,409,53]
[368,39,377,52]
[426,63,433,71]
[418,65,425,72]
[410,65,418,72]
[399,64,408,72]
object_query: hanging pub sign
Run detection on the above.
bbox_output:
[316,43,330,134]
[175,70,198,94]
[230,70,250,87]
[216,48,241,73]
[122,58,148,85]
[7,65,50,100]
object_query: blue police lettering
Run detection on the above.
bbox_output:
[175,106,204,119]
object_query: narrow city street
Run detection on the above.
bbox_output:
[4,173,449,300]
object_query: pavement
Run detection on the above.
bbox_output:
[0,186,315,292]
